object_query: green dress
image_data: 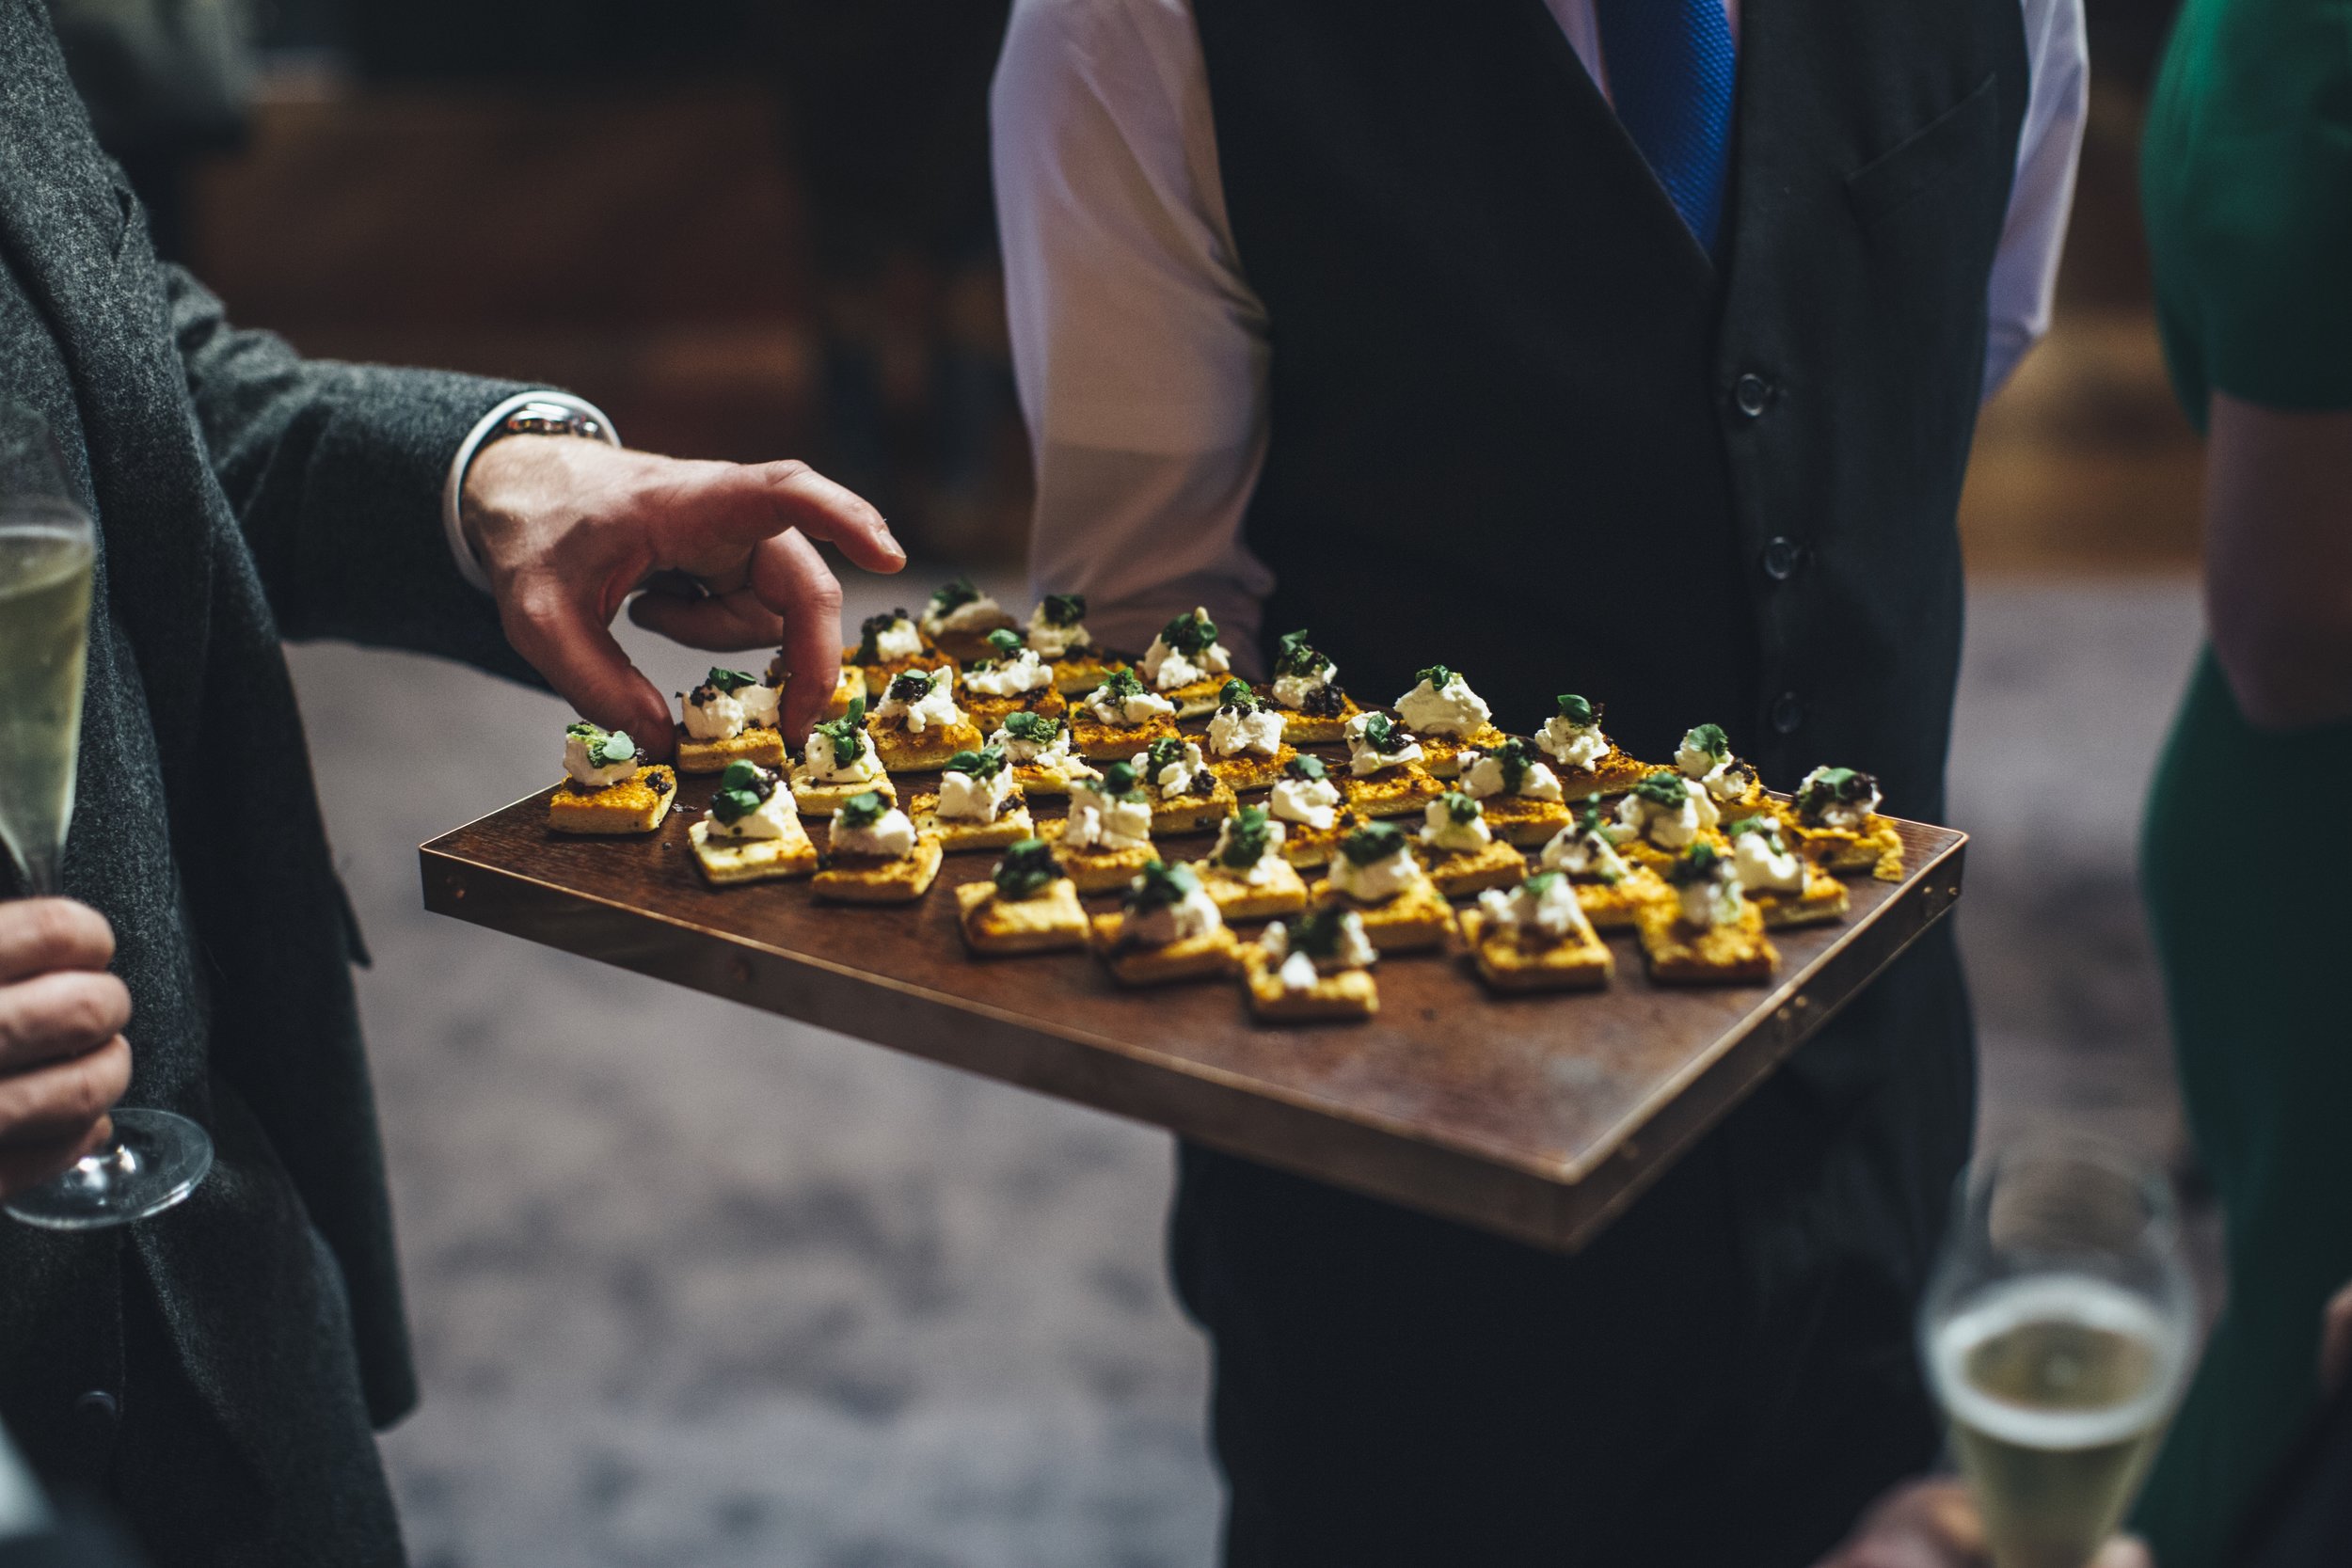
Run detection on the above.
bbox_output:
[2137,3,2352,1564]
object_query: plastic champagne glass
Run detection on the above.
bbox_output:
[0,404,212,1229]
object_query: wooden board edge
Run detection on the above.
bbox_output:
[421,839,1589,1246]
[416,831,1965,1252]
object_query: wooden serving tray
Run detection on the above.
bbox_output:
[421,774,1963,1253]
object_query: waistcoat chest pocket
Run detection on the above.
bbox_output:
[1844,74,2002,228]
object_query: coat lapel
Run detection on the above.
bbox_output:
[0,0,217,784]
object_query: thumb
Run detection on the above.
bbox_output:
[501,581,675,760]
[2092,1540,2154,1568]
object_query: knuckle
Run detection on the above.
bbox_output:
[764,459,812,486]
[60,982,117,1045]
[62,1053,124,1127]
[90,1037,132,1105]
[499,598,566,660]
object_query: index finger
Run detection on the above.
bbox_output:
[702,461,903,575]
[751,528,847,742]
[500,579,678,761]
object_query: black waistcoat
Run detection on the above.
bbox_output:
[1193,0,2027,820]
[1172,12,2029,1559]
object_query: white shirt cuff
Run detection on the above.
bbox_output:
[440,390,622,594]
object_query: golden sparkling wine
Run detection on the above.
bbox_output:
[0,524,93,886]
[1931,1275,2186,1568]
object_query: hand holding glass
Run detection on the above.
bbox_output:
[0,404,211,1228]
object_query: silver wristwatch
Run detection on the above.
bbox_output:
[443,391,623,594]
[479,398,612,450]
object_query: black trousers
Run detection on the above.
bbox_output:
[1169,927,1972,1568]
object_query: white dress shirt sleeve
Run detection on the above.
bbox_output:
[992,0,1275,669]
[1981,0,2090,400]
[439,390,621,594]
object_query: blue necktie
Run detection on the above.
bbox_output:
[1592,0,1739,254]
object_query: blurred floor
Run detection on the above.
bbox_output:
[282,572,2212,1567]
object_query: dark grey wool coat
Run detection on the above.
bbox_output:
[1,2,540,1560]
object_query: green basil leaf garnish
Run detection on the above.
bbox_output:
[993,837,1059,899]
[1339,820,1406,865]
[1632,772,1690,810]
[929,578,980,615]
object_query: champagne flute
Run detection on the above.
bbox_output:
[0,404,213,1229]
[1919,1135,2196,1568]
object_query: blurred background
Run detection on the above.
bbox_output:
[57,0,2215,1561]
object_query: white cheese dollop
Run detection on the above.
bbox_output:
[736,683,782,730]
[1129,886,1222,948]
[1272,660,1337,711]
[876,667,963,734]
[1137,740,1210,795]
[1269,774,1342,832]
[1458,749,1565,802]
[1025,605,1091,659]
[1421,798,1493,853]
[1702,766,1752,803]
[1211,814,1288,884]
[1064,778,1153,852]
[990,721,1072,768]
[1676,732,1728,781]
[1139,609,1232,691]
[1733,831,1806,895]
[1477,877,1588,944]
[1208,704,1286,758]
[869,618,925,662]
[1678,868,1746,928]
[707,786,795,841]
[922,593,1007,638]
[1538,717,1610,771]
[1395,672,1491,737]
[1616,778,1720,848]
[963,647,1053,697]
[680,685,746,742]
[564,731,640,789]
[832,805,918,860]
[1087,681,1177,726]
[938,765,1016,822]
[1259,913,1375,985]
[1540,825,1632,884]
[1343,711,1424,777]
[1328,843,1419,903]
[1801,768,1883,831]
[802,728,883,784]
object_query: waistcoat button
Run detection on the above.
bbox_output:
[1734,373,1772,418]
[1760,536,1802,581]
[1770,691,1804,735]
[72,1390,117,1431]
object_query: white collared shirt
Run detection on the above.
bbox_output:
[991,0,2090,668]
